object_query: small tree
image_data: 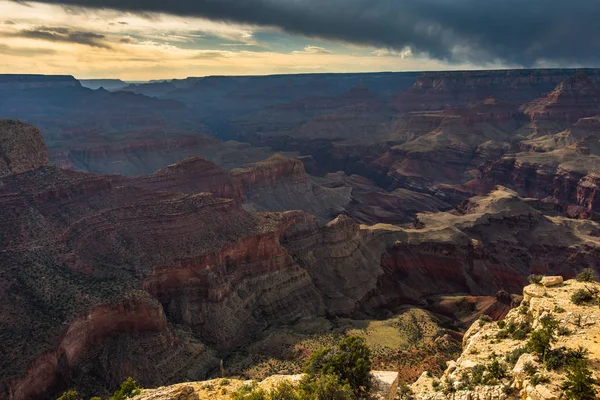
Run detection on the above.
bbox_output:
[562,358,597,400]
[110,377,142,400]
[304,336,372,396]
[527,315,558,363]
[576,269,597,283]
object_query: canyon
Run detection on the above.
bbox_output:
[3,68,600,399]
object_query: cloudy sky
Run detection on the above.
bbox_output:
[0,0,598,80]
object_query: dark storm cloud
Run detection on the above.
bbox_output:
[11,26,111,48]
[11,0,600,65]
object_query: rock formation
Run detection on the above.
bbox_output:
[0,120,50,177]
[411,278,600,399]
[522,72,600,123]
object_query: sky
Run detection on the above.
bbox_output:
[0,0,599,80]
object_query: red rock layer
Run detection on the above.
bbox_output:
[522,72,600,122]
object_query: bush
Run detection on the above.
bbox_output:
[57,390,80,400]
[268,381,300,400]
[546,347,589,371]
[304,336,372,396]
[300,374,353,400]
[110,377,142,400]
[479,315,493,327]
[231,382,267,400]
[486,359,507,381]
[571,289,594,305]
[558,326,572,336]
[530,374,550,386]
[562,358,598,400]
[398,382,415,400]
[576,269,597,283]
[526,330,549,358]
[505,347,527,365]
[522,362,538,377]
[528,275,544,285]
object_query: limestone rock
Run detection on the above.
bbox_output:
[371,371,399,400]
[540,276,563,287]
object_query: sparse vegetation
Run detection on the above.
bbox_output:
[496,321,531,341]
[505,347,527,365]
[478,314,493,327]
[232,335,371,400]
[110,377,142,400]
[576,268,597,283]
[546,346,589,371]
[562,358,598,400]
[304,335,372,397]
[526,315,558,363]
[522,362,538,377]
[571,289,594,305]
[528,275,544,285]
[398,382,415,400]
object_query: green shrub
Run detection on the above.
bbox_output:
[470,364,486,385]
[576,269,597,283]
[558,326,572,336]
[496,329,509,339]
[231,382,267,400]
[298,374,353,400]
[497,320,506,329]
[523,362,538,377]
[57,390,80,400]
[398,382,415,400]
[479,315,493,326]
[571,289,594,305]
[304,336,372,396]
[530,374,550,386]
[527,329,552,358]
[485,359,507,382]
[110,377,142,400]
[562,358,598,400]
[545,346,588,371]
[528,275,544,285]
[505,347,527,364]
[268,381,300,400]
[512,322,532,340]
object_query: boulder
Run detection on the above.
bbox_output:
[540,276,563,287]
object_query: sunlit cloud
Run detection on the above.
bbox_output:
[292,45,332,55]
[0,0,503,79]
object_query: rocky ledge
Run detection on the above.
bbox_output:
[411,277,600,399]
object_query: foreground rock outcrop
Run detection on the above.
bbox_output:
[411,278,600,399]
[0,120,50,177]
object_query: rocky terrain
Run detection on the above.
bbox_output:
[411,277,600,399]
[95,277,600,400]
